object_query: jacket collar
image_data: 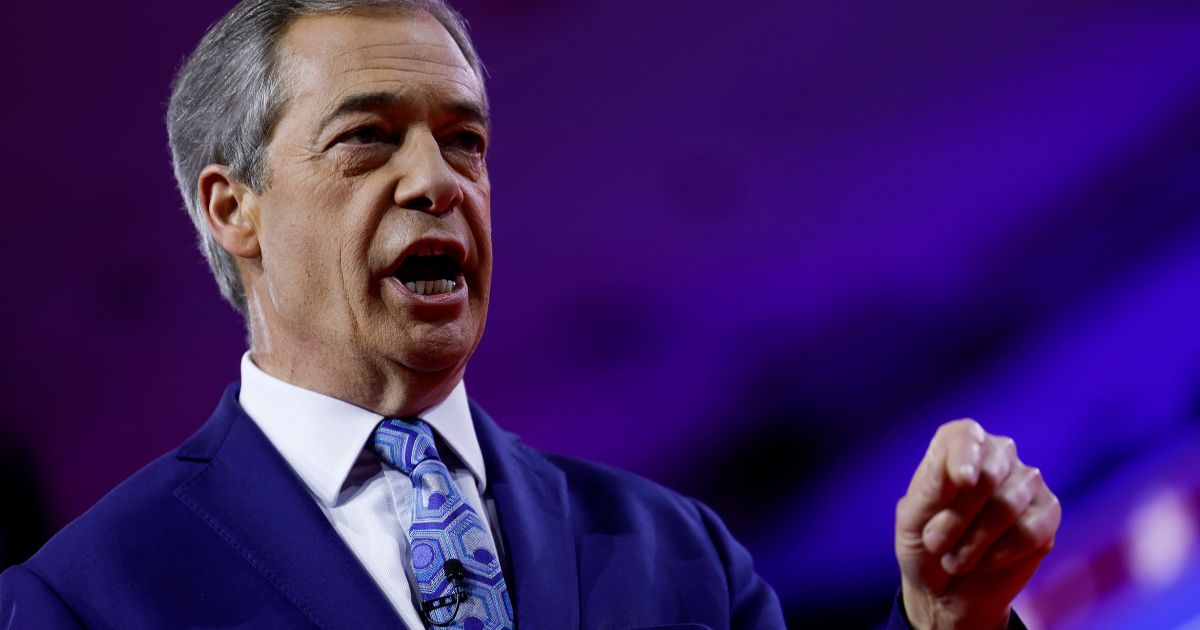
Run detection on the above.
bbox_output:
[174,383,400,628]
[470,399,581,629]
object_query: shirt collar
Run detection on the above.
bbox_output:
[237,352,487,507]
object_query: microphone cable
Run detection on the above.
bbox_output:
[421,558,470,627]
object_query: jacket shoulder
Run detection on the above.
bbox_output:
[25,450,210,577]
[18,388,245,618]
[529,447,787,628]
[543,450,707,520]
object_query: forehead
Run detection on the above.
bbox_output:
[277,9,484,120]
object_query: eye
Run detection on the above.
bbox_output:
[336,125,394,146]
[445,130,486,155]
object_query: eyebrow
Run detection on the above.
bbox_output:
[316,90,490,135]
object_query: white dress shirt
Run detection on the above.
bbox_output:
[237,352,501,629]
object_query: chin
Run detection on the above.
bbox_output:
[395,322,476,375]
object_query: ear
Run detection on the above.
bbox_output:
[197,164,262,259]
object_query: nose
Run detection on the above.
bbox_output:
[393,128,464,215]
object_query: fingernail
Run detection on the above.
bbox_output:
[924,527,947,554]
[959,464,978,486]
[940,553,959,574]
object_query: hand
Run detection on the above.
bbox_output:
[894,419,1061,629]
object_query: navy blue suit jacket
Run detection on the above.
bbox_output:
[0,384,795,628]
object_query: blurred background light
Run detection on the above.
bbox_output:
[1128,489,1195,590]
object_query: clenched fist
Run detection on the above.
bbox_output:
[895,419,1061,629]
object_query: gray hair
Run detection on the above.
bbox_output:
[167,0,484,313]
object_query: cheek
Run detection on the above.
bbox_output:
[469,184,493,237]
[259,192,353,290]
[273,167,378,247]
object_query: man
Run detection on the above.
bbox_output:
[0,1,1060,628]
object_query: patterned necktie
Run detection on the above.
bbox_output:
[373,418,514,629]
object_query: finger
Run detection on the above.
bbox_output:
[941,463,1041,574]
[976,481,1062,573]
[941,419,988,490]
[897,419,986,535]
[979,435,1017,490]
[921,434,1017,556]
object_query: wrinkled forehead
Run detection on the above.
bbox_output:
[277,9,485,121]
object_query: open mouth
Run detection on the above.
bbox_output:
[392,250,465,296]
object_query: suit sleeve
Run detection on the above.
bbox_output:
[0,564,84,629]
[689,498,788,629]
[886,589,1029,629]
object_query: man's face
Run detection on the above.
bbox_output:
[243,9,491,413]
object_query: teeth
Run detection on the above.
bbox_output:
[404,278,458,295]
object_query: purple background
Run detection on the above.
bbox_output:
[5,1,1200,626]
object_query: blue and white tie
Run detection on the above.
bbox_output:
[373,418,514,629]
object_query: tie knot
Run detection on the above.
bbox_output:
[373,418,441,475]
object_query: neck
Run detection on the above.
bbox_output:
[244,296,462,418]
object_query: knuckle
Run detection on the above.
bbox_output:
[989,435,1017,462]
[1021,471,1042,500]
[1030,467,1048,490]
[941,418,980,439]
[982,445,1012,482]
[959,418,985,439]
[1021,506,1060,543]
[998,486,1027,513]
[1017,510,1039,535]
[1006,490,1033,520]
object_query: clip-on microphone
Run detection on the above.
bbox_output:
[420,558,470,626]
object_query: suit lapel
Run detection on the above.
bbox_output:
[173,384,400,629]
[470,401,581,629]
